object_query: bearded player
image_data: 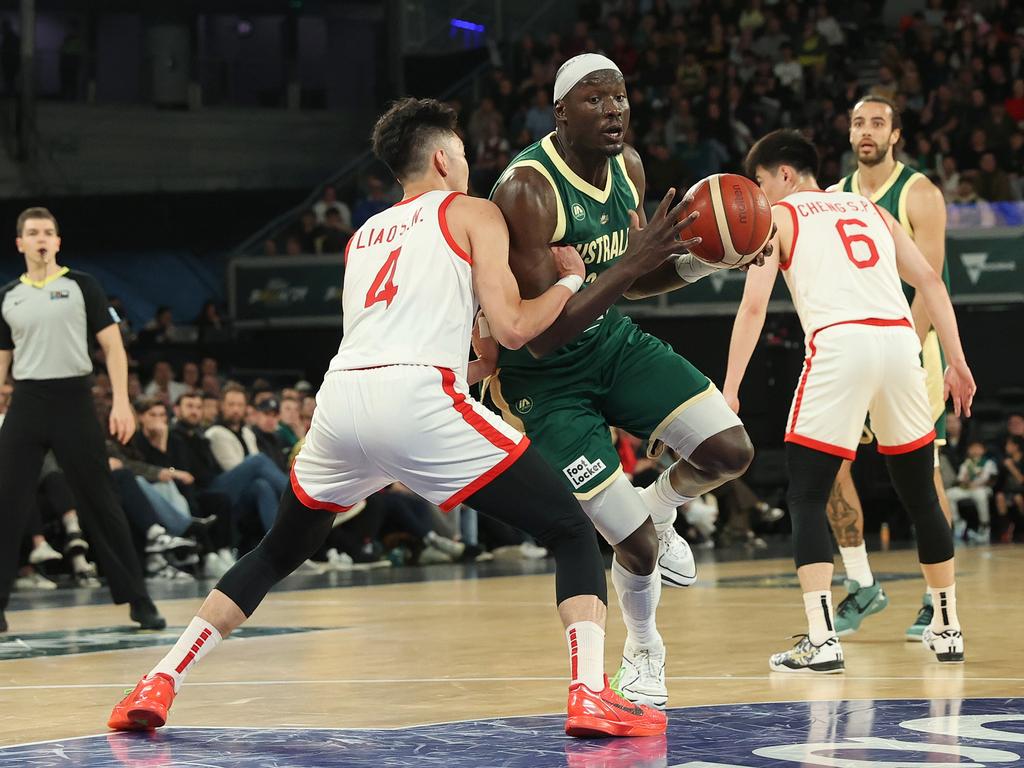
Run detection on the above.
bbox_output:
[823,95,955,641]
[484,53,766,708]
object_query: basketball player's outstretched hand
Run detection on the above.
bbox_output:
[551,245,585,280]
[623,188,701,273]
[944,359,976,418]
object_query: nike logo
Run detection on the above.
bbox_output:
[606,698,644,716]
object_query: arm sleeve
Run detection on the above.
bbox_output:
[73,272,117,336]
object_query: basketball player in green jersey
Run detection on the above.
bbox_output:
[483,54,767,708]
[826,95,955,640]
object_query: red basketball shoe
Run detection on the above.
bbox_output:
[565,676,668,738]
[108,674,176,731]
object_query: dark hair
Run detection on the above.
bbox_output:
[744,129,819,178]
[17,207,58,237]
[134,397,166,415]
[371,97,459,180]
[175,390,202,406]
[851,94,902,131]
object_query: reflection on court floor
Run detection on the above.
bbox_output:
[2,698,1022,768]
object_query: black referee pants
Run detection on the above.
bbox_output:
[0,378,150,612]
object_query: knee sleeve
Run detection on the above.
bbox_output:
[215,486,335,616]
[653,388,744,461]
[465,445,607,606]
[579,474,651,546]
[885,445,954,564]
[785,443,843,568]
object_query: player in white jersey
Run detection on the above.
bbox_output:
[723,130,975,672]
[109,98,679,738]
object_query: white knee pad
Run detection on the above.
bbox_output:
[579,474,650,546]
[651,386,743,460]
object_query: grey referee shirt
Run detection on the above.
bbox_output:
[0,267,119,380]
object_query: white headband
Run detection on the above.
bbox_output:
[553,54,622,103]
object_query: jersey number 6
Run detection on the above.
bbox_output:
[835,219,879,269]
[365,247,401,309]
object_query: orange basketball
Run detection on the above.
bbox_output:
[680,173,773,268]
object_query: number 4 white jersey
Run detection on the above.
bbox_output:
[776,190,912,336]
[329,190,476,379]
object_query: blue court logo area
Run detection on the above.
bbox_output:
[1,698,1022,767]
[0,625,325,660]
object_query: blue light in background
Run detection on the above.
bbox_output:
[450,18,486,33]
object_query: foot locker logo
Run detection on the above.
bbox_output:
[563,455,606,489]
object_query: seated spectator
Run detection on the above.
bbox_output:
[284,235,304,255]
[1006,79,1024,124]
[467,96,505,151]
[353,175,392,228]
[144,361,189,405]
[252,397,288,472]
[290,210,321,253]
[139,306,185,345]
[524,89,556,142]
[316,208,350,254]
[182,361,200,391]
[276,396,304,455]
[313,185,353,232]
[995,436,1024,542]
[200,392,219,426]
[945,441,998,542]
[196,301,228,345]
[974,152,1015,201]
[204,384,288,534]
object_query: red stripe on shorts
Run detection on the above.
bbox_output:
[290,467,354,514]
[436,366,528,511]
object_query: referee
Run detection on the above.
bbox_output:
[0,207,164,633]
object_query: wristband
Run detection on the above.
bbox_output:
[674,253,720,284]
[555,274,584,293]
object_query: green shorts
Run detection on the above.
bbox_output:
[483,316,711,497]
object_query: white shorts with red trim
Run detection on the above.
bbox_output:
[785,319,936,461]
[291,365,528,513]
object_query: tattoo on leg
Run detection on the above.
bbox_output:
[827,482,862,547]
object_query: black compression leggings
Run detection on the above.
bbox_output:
[216,444,608,617]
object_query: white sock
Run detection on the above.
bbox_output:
[638,470,693,534]
[148,617,223,693]
[803,590,837,645]
[928,584,960,631]
[63,511,81,535]
[146,524,166,540]
[566,620,605,692]
[611,557,663,649]
[838,543,874,588]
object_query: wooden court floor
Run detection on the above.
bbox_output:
[1,545,1021,748]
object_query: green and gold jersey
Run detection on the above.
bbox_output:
[838,161,951,302]
[490,132,640,371]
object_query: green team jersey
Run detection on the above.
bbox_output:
[490,132,641,372]
[838,160,951,302]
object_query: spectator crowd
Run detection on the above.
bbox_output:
[260,0,1024,258]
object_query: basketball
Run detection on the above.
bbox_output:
[680,173,773,268]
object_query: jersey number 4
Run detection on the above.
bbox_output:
[835,219,879,269]
[364,247,401,308]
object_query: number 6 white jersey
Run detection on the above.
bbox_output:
[328,190,476,379]
[775,190,912,336]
